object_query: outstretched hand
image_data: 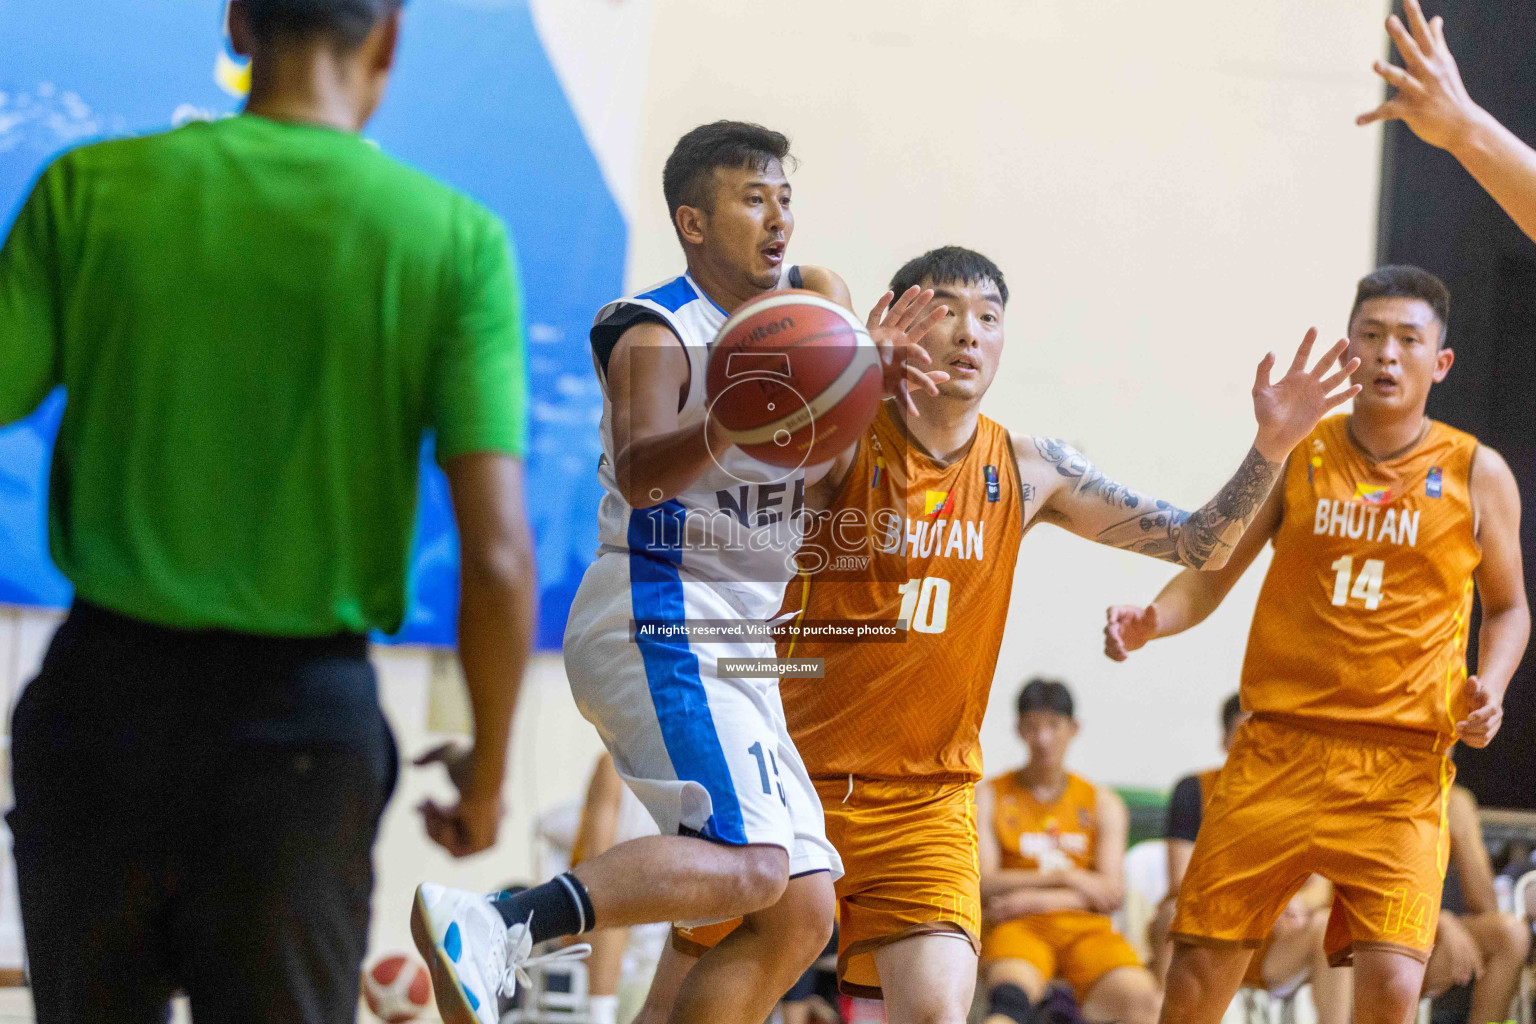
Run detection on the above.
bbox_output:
[866,286,950,416]
[1251,328,1361,462]
[1456,675,1503,748]
[1356,0,1482,152]
[415,741,503,857]
[1104,604,1159,662]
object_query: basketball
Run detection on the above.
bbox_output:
[361,953,432,1023]
[706,289,882,469]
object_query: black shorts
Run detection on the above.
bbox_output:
[8,601,398,1024]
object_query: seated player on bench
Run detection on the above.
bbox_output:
[979,679,1161,1024]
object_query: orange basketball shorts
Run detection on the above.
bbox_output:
[981,911,1142,1001]
[1172,714,1453,965]
[672,776,981,998]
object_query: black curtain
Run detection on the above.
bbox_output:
[1376,1,1536,808]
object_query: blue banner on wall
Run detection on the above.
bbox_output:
[0,0,616,647]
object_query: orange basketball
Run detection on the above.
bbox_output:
[706,289,881,469]
[362,953,432,1022]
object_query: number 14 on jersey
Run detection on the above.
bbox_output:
[1330,556,1384,611]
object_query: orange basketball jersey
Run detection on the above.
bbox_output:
[778,404,1024,780]
[1242,415,1481,747]
[989,771,1099,873]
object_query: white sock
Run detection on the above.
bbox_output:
[588,994,619,1024]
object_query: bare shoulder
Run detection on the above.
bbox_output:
[607,319,689,408]
[1010,432,1089,499]
[1471,443,1519,498]
[1006,432,1055,512]
[615,317,683,350]
[1014,434,1093,476]
[795,265,853,309]
[1095,783,1128,819]
[1008,432,1057,473]
[608,318,687,377]
[1470,443,1521,536]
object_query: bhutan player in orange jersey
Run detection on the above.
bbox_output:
[978,680,1160,1024]
[637,246,1360,1024]
[1105,265,1531,1024]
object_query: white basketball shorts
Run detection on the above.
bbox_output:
[564,551,841,881]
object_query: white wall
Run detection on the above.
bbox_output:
[625,0,1389,788]
[528,0,656,221]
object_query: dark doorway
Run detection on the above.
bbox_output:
[1377,1,1536,808]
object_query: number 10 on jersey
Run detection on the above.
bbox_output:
[897,577,951,633]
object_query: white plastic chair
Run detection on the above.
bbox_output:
[1515,869,1536,1024]
[1118,839,1169,959]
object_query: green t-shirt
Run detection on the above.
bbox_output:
[0,115,527,636]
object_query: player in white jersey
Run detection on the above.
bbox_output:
[412,121,947,1024]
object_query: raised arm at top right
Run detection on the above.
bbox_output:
[1358,0,1536,247]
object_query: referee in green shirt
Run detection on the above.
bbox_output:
[0,2,535,1020]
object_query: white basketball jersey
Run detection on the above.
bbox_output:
[588,267,809,620]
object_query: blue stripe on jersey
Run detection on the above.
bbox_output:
[636,275,696,313]
[626,502,748,845]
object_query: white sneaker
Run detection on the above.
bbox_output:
[411,882,515,1024]
[410,883,594,1024]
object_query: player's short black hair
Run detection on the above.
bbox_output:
[1348,265,1451,347]
[1221,693,1243,735]
[662,121,792,223]
[241,0,404,50]
[889,246,1009,306]
[1017,677,1073,720]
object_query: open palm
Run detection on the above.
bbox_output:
[865,286,950,415]
[1251,328,1360,462]
[1356,0,1479,153]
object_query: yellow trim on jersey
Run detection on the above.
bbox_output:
[967,785,980,873]
[1436,756,1453,879]
[783,571,813,659]
[1435,579,1472,880]
[1443,578,1473,738]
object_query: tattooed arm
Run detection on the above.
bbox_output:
[1019,328,1359,571]
[1022,437,1281,571]
[1101,473,1286,660]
